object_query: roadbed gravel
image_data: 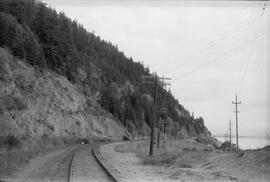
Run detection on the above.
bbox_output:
[99,142,165,182]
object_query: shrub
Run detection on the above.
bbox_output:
[51,136,61,146]
[4,135,21,148]
[122,135,130,141]
[236,151,244,157]
[75,121,81,127]
[182,147,197,152]
[140,151,181,165]
[203,148,213,152]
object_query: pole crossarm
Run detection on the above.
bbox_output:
[141,73,172,154]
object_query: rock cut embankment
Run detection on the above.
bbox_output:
[0,48,127,149]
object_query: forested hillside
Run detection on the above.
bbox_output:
[0,0,211,138]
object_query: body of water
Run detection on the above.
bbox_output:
[215,136,270,150]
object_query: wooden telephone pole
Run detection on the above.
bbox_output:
[229,119,232,146]
[157,76,171,148]
[232,93,241,151]
[142,73,158,156]
[142,73,171,155]
[158,108,167,148]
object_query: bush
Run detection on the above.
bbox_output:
[203,148,213,152]
[75,121,81,126]
[122,135,130,141]
[140,151,181,165]
[4,135,21,148]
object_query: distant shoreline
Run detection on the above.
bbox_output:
[213,135,268,139]
[214,136,270,150]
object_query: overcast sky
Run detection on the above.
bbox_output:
[43,0,270,138]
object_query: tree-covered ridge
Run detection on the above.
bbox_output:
[0,0,209,136]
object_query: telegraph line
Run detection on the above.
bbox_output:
[179,5,265,70]
[238,2,267,96]
[175,29,270,81]
[206,8,264,49]
[175,3,269,81]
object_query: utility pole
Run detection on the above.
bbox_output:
[158,108,167,148]
[157,76,171,148]
[164,118,168,145]
[142,73,171,155]
[232,93,241,151]
[229,119,232,147]
[142,73,158,156]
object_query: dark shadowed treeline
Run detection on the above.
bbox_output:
[0,0,208,135]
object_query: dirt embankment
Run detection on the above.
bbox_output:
[99,140,270,182]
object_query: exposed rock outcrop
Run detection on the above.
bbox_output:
[0,48,127,145]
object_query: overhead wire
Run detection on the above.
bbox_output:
[238,2,268,95]
[175,3,269,81]
[176,30,270,81]
[180,7,265,69]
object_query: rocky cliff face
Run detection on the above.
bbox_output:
[0,48,127,147]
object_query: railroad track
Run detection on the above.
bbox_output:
[1,144,114,182]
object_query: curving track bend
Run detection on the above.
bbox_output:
[4,144,113,182]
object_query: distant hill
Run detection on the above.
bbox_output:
[0,0,212,141]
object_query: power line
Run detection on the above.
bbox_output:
[175,30,270,81]
[238,2,267,95]
[175,3,269,81]
[179,6,265,69]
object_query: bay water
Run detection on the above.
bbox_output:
[215,136,270,150]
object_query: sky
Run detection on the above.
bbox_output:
[43,0,270,137]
